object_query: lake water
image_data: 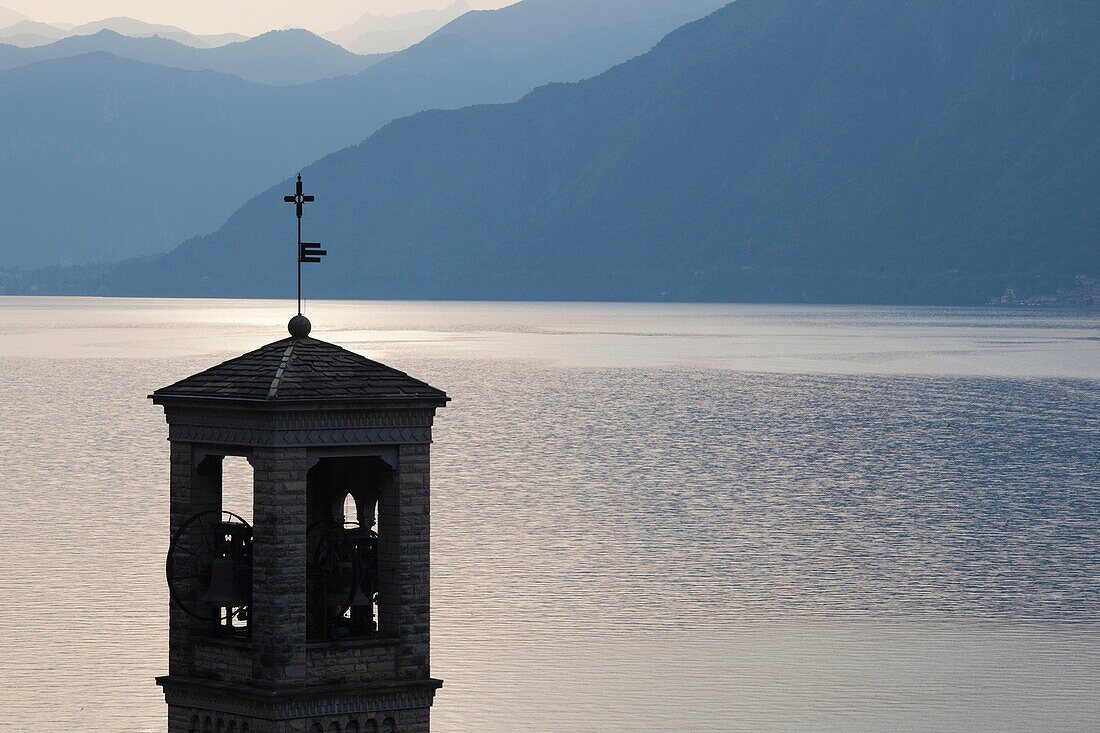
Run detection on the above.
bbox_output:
[0,297,1097,732]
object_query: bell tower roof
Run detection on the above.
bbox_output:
[152,336,448,407]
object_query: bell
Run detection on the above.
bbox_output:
[349,584,373,607]
[203,555,248,607]
[325,560,356,607]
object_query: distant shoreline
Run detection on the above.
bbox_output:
[1,292,1098,313]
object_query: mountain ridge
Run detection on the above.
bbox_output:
[0,14,246,48]
[0,0,723,269]
[0,28,387,84]
[0,5,26,29]
[26,0,1094,305]
[325,1,471,54]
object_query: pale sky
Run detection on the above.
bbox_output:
[3,1,517,36]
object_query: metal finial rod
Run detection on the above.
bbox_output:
[283,174,324,319]
[297,213,302,315]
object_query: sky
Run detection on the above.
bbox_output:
[2,1,516,36]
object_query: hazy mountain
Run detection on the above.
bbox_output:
[326,1,470,54]
[0,54,318,266]
[0,5,25,28]
[0,16,246,49]
[0,33,55,47]
[0,20,67,47]
[416,0,729,90]
[0,0,719,269]
[55,0,1097,305]
[430,0,719,58]
[0,29,387,85]
[67,17,246,48]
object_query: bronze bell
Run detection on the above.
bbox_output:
[203,555,248,607]
[325,560,356,607]
[349,582,373,608]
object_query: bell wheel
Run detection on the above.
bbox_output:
[308,519,361,623]
[166,509,252,625]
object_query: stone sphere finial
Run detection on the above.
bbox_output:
[288,314,312,338]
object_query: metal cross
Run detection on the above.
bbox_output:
[283,175,326,316]
[283,174,314,219]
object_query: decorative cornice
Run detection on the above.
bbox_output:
[158,677,441,720]
[169,407,434,427]
[162,406,437,448]
[168,424,433,448]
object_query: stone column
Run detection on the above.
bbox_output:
[396,443,431,680]
[250,448,309,686]
[168,445,222,677]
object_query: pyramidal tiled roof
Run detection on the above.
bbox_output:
[152,337,447,405]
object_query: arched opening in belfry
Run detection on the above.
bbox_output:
[164,454,254,638]
[381,717,397,733]
[342,492,358,523]
[306,456,392,642]
[336,491,380,529]
[221,456,254,525]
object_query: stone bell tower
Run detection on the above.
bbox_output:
[152,314,448,733]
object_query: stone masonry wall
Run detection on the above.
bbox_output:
[251,448,310,687]
[396,444,431,680]
[307,641,398,685]
[169,445,222,678]
[193,639,252,684]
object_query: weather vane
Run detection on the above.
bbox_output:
[283,174,327,317]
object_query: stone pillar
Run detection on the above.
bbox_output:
[169,445,222,677]
[397,444,431,680]
[250,448,309,687]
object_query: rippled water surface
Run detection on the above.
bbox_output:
[0,298,1097,732]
